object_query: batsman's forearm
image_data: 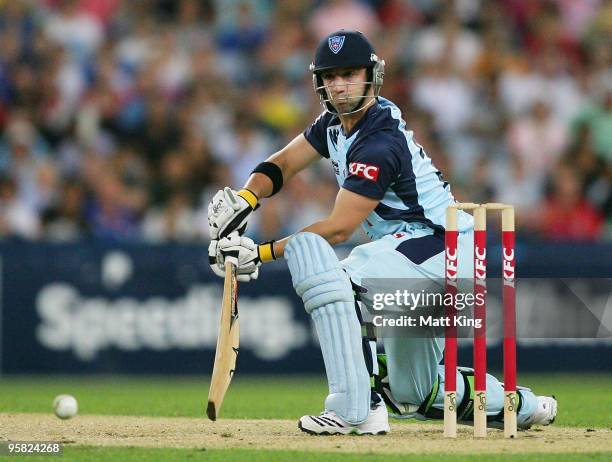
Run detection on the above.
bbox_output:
[270,220,351,260]
[244,171,275,199]
[301,219,353,245]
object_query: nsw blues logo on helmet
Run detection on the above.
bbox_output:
[328,35,345,54]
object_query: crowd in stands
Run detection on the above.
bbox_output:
[0,0,610,244]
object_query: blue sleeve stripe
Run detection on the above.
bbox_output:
[382,99,453,231]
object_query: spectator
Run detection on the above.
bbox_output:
[567,122,612,236]
[309,0,380,39]
[43,0,105,60]
[540,163,603,241]
[412,59,475,135]
[412,9,482,73]
[573,77,612,165]
[142,190,200,242]
[210,114,276,186]
[506,99,569,189]
[0,0,607,244]
[0,175,39,239]
[86,169,141,241]
[42,179,88,241]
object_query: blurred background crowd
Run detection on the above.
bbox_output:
[0,0,610,244]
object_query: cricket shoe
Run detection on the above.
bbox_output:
[519,396,557,429]
[298,401,390,435]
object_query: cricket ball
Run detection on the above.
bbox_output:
[53,394,78,419]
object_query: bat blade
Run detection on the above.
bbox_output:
[206,260,239,421]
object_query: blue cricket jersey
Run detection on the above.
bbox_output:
[304,97,473,240]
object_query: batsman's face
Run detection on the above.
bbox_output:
[321,67,370,112]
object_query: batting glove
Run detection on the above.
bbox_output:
[209,233,276,282]
[208,187,259,240]
[208,240,226,279]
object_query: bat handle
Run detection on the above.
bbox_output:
[225,256,238,267]
[224,247,239,267]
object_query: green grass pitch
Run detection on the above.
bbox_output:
[1,373,611,461]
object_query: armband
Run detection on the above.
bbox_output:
[251,162,283,196]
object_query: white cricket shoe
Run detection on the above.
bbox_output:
[520,396,557,429]
[298,402,390,435]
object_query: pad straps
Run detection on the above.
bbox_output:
[351,279,381,405]
[419,369,472,420]
[419,369,523,423]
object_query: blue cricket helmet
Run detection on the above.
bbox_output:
[311,30,377,72]
[309,30,385,115]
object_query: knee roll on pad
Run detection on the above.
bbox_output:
[285,232,370,423]
[285,232,354,314]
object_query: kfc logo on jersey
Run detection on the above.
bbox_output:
[348,162,380,181]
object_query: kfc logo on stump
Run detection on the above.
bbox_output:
[349,162,379,181]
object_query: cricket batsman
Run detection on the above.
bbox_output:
[207,30,557,435]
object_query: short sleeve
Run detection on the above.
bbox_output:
[342,139,402,200]
[303,112,331,158]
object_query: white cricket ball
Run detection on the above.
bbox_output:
[53,394,78,419]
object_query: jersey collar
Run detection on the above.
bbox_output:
[342,99,380,139]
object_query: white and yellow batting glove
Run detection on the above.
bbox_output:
[209,233,276,283]
[208,187,259,240]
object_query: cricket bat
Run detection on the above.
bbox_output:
[206,259,240,421]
